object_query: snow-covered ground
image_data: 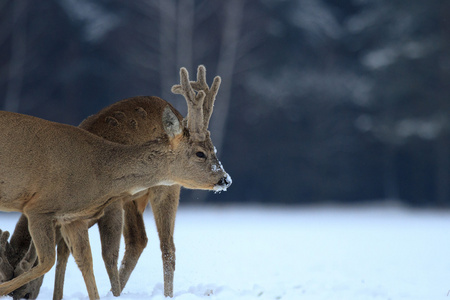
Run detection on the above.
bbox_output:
[1,204,450,299]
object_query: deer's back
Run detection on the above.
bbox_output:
[0,111,109,212]
[80,96,183,145]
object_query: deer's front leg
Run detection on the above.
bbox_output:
[149,185,180,298]
[60,220,99,300]
[119,194,149,291]
[97,200,123,296]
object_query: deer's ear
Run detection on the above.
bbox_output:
[162,106,182,138]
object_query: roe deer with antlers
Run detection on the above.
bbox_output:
[0,66,231,299]
[1,65,226,299]
[1,98,182,300]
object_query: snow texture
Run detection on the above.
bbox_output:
[1,204,449,299]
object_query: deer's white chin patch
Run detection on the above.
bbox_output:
[129,187,148,195]
[213,185,227,193]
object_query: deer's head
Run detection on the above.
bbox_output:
[162,65,232,192]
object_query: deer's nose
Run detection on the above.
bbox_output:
[217,174,232,188]
[213,173,232,192]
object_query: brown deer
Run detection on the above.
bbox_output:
[0,66,231,299]
[1,65,224,299]
[1,98,181,300]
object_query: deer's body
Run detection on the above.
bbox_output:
[0,111,177,300]
[0,111,169,217]
[0,66,231,299]
[2,99,182,300]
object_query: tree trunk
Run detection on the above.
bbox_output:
[159,0,177,101]
[212,0,245,154]
[176,0,194,73]
[190,0,244,203]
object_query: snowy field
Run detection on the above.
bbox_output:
[1,204,450,300]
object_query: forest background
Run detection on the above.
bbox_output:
[1,0,449,207]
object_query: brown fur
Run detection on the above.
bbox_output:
[0,67,231,300]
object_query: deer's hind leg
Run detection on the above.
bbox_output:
[119,194,149,291]
[52,235,70,300]
[97,200,123,296]
[0,213,55,296]
[60,220,99,300]
[150,185,180,298]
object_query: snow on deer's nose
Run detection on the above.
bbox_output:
[214,173,232,193]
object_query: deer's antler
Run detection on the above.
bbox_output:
[171,67,206,139]
[10,240,43,300]
[0,230,14,282]
[189,65,221,130]
[13,241,37,278]
[171,65,221,139]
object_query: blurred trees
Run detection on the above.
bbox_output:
[348,0,450,205]
[0,0,449,206]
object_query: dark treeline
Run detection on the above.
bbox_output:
[1,0,449,206]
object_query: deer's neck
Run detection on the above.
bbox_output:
[98,138,173,196]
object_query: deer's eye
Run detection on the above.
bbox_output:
[196,151,206,159]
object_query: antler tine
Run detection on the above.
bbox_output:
[171,67,206,139]
[203,75,221,129]
[190,65,208,91]
[8,240,42,300]
[0,230,13,282]
[187,65,221,129]
[14,240,37,277]
[0,230,10,249]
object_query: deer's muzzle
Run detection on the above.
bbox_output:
[214,173,232,192]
